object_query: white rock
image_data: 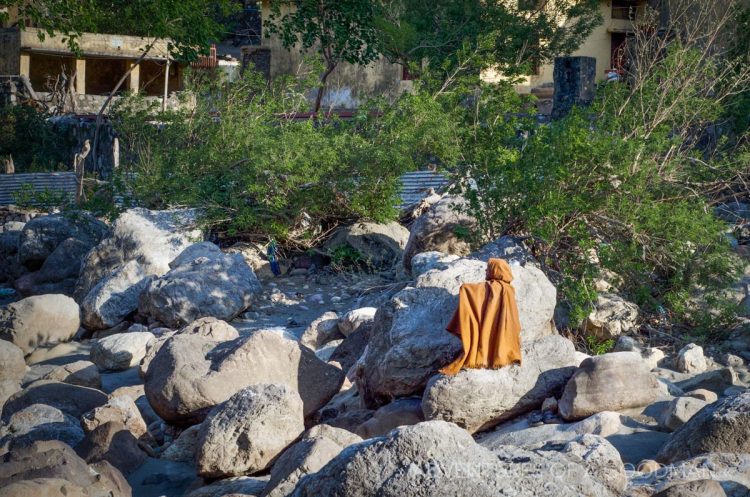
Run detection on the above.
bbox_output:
[90,332,155,371]
[675,343,707,374]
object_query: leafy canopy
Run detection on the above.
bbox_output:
[0,0,238,59]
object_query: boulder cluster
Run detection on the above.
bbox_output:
[0,198,749,497]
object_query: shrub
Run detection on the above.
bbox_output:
[0,105,74,172]
[112,69,459,245]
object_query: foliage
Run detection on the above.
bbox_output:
[112,68,459,245]
[0,0,238,60]
[378,0,602,79]
[329,245,366,271]
[585,335,615,356]
[12,184,71,211]
[438,2,750,336]
[265,0,382,111]
[0,105,74,172]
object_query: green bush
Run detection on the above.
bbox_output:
[112,69,460,245]
[0,105,75,172]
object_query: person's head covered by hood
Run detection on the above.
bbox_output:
[486,258,513,283]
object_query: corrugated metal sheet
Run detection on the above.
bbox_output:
[398,170,449,209]
[0,173,77,205]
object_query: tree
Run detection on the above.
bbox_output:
[378,0,602,81]
[265,0,382,112]
[0,0,238,168]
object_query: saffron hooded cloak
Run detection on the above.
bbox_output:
[441,258,522,375]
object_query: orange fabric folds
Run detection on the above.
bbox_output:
[441,258,522,375]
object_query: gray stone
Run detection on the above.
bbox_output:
[0,294,80,355]
[291,420,619,497]
[162,425,202,463]
[675,344,707,374]
[356,257,557,407]
[0,340,25,390]
[90,332,155,371]
[324,221,410,269]
[81,395,148,439]
[138,318,238,379]
[652,479,727,497]
[17,213,108,270]
[263,426,363,497]
[409,251,460,278]
[582,293,639,339]
[81,260,153,330]
[629,453,749,497]
[196,385,304,478]
[38,361,101,389]
[0,404,85,451]
[657,390,750,463]
[2,381,107,422]
[329,326,370,373]
[186,476,268,497]
[15,237,93,296]
[0,440,131,497]
[144,329,344,425]
[559,352,662,421]
[74,208,202,302]
[337,307,377,337]
[138,242,261,328]
[403,195,476,271]
[356,397,424,439]
[75,421,147,476]
[423,335,578,433]
[300,311,341,350]
[659,396,708,432]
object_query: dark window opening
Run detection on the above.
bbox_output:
[85,58,129,95]
[28,53,75,92]
[139,60,181,96]
[612,0,641,20]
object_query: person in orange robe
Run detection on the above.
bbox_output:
[440,258,522,375]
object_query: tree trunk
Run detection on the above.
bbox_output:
[314,63,336,113]
[92,43,154,175]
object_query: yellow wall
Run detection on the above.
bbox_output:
[257,0,409,109]
[484,0,646,93]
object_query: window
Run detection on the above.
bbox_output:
[612,0,640,20]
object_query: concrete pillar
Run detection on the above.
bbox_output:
[551,56,597,120]
[129,61,140,92]
[75,58,86,95]
[19,53,30,77]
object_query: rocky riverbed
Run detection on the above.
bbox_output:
[1,201,749,497]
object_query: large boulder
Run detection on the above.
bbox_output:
[0,404,85,451]
[90,332,155,371]
[558,352,663,421]
[144,328,344,425]
[37,361,100,389]
[196,385,304,478]
[138,242,261,328]
[355,257,556,407]
[0,341,25,406]
[422,335,578,433]
[324,221,410,269]
[0,295,80,355]
[657,390,750,463]
[2,381,107,423]
[356,397,424,439]
[659,396,708,432]
[300,311,342,350]
[403,195,476,271]
[15,238,94,297]
[74,208,202,302]
[81,261,153,330]
[0,440,131,497]
[17,213,108,271]
[74,421,146,476]
[581,293,639,339]
[291,421,620,497]
[263,425,363,497]
[629,453,750,497]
